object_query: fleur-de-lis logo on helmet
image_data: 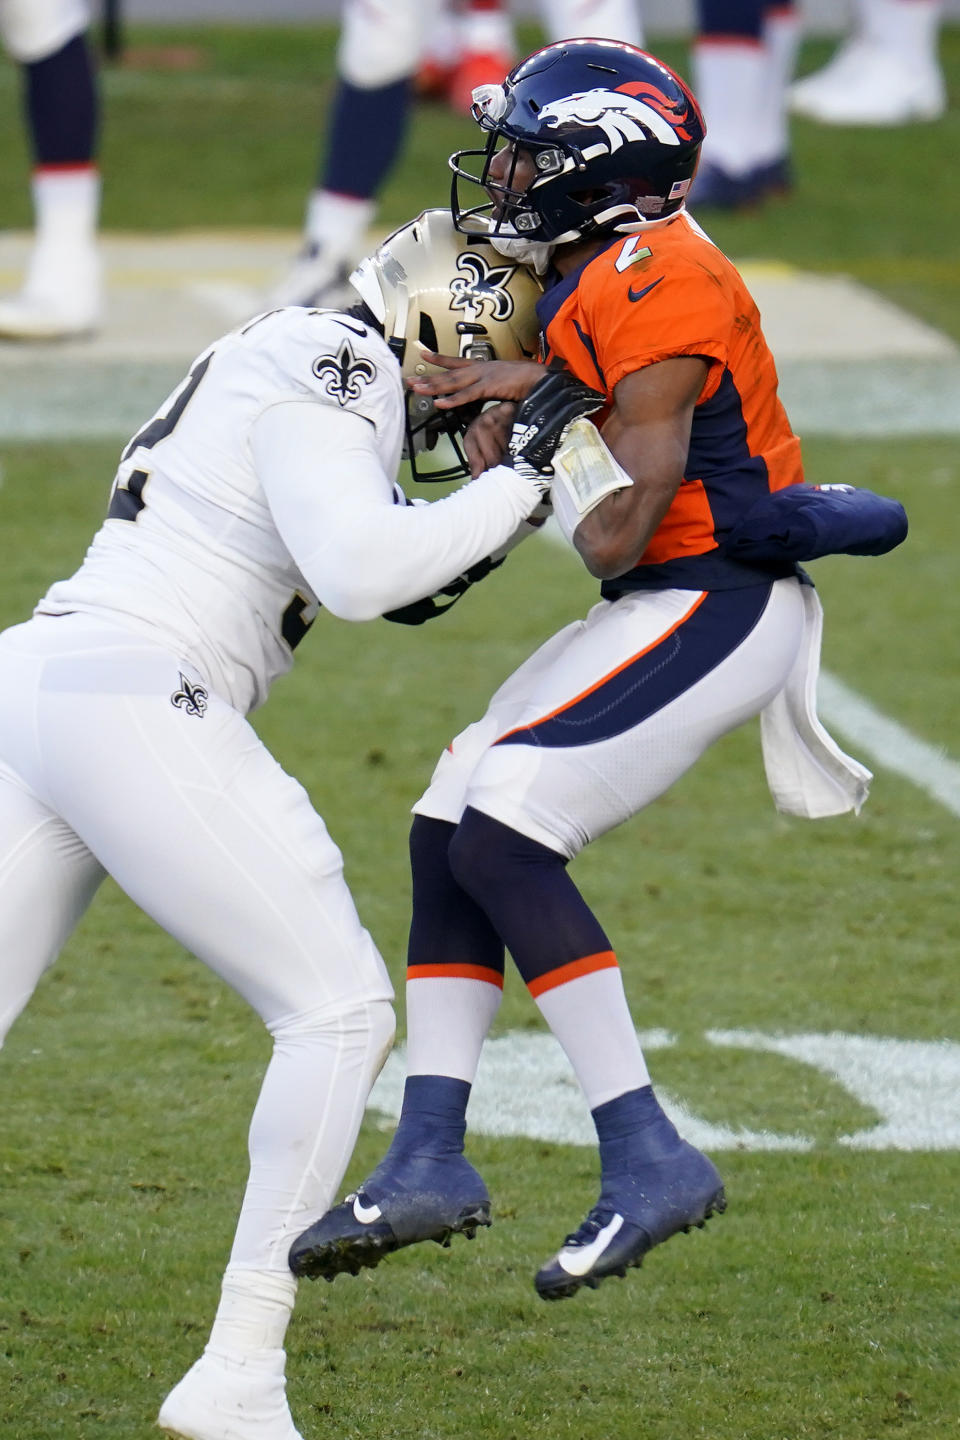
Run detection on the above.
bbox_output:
[312,340,377,406]
[449,252,518,325]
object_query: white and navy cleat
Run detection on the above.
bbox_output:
[534,1140,726,1301]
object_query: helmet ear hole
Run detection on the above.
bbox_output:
[418,313,439,351]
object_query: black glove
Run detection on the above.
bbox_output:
[507,370,606,480]
[383,555,504,625]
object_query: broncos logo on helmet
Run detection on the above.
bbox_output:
[538,87,686,152]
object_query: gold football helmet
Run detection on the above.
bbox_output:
[349,208,543,479]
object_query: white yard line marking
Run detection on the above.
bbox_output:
[818,671,960,818]
[368,1030,960,1151]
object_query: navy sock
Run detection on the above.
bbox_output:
[25,34,98,165]
[408,814,505,977]
[321,77,411,197]
[390,1074,471,1157]
[593,1086,681,1174]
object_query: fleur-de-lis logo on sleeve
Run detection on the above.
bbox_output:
[171,673,209,717]
[311,340,377,406]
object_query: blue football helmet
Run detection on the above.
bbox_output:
[450,39,706,247]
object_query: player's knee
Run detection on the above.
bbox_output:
[271,993,395,1059]
[409,813,457,886]
[448,806,565,907]
[1,0,89,63]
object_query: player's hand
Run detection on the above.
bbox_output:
[408,352,547,409]
[464,402,516,478]
[506,370,606,481]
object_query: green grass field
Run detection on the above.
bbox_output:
[1,23,959,1440]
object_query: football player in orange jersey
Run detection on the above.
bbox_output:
[290,40,902,1302]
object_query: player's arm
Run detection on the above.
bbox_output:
[568,354,708,580]
[251,400,548,622]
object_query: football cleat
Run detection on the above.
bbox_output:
[0,242,102,340]
[788,41,946,126]
[157,1345,303,1440]
[534,1140,726,1301]
[266,242,356,311]
[288,1151,491,1281]
[687,155,793,212]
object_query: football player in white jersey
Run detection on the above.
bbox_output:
[0,210,602,1440]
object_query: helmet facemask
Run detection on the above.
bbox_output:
[349,209,543,482]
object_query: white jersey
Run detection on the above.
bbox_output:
[39,309,402,711]
[38,307,543,714]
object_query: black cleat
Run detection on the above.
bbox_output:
[534,1141,725,1301]
[289,1151,491,1281]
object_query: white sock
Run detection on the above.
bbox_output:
[533,966,650,1111]
[31,165,99,254]
[303,189,375,260]
[693,40,773,174]
[404,974,503,1083]
[207,1266,296,1360]
[762,6,801,160]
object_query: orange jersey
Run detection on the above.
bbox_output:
[537,211,803,590]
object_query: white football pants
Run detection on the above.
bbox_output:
[0,0,89,63]
[416,577,806,857]
[0,614,395,1271]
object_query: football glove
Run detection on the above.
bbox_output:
[505,370,606,486]
[383,554,504,625]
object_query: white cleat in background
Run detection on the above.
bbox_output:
[0,239,102,340]
[788,40,946,126]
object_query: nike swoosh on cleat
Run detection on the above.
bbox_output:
[352,1193,382,1224]
[627,276,665,303]
[557,1213,624,1276]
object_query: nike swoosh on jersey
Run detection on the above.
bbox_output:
[557,1212,624,1276]
[333,317,368,337]
[627,276,665,303]
[351,1192,383,1224]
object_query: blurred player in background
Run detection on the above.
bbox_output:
[0,0,101,339]
[291,39,904,1304]
[0,212,601,1440]
[789,0,946,125]
[271,0,645,310]
[688,1,799,210]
